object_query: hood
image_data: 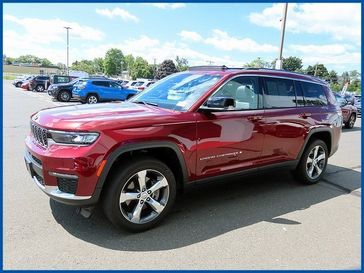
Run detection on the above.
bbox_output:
[32,101,183,131]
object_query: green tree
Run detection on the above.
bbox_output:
[282,56,303,72]
[341,71,350,84]
[130,56,153,80]
[245,57,270,68]
[16,54,41,64]
[306,64,329,79]
[155,59,178,80]
[175,56,189,71]
[124,54,135,71]
[328,70,338,84]
[93,58,104,73]
[5,56,15,65]
[103,48,125,76]
[71,60,95,74]
[40,58,53,67]
[330,82,341,92]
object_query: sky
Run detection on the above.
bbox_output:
[3,3,361,73]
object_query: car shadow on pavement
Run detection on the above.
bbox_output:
[50,164,361,251]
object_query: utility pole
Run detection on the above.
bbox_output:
[314,63,318,76]
[153,58,156,79]
[64,26,71,75]
[276,3,288,70]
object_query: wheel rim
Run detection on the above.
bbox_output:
[88,96,97,103]
[37,86,44,92]
[349,115,355,127]
[119,169,170,224]
[61,92,70,101]
[306,145,326,180]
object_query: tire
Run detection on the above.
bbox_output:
[58,90,71,102]
[293,139,328,185]
[102,157,177,232]
[16,82,21,88]
[35,85,45,92]
[345,114,356,129]
[86,94,98,104]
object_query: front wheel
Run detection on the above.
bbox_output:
[345,114,356,129]
[86,94,98,104]
[293,139,328,184]
[58,90,71,102]
[16,82,21,87]
[102,157,176,232]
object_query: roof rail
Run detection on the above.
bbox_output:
[188,65,229,71]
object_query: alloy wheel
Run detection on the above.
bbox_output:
[119,169,169,224]
[306,145,326,180]
[349,115,356,128]
[88,96,98,104]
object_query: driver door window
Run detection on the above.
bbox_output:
[209,76,260,110]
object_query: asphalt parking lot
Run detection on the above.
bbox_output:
[3,79,361,270]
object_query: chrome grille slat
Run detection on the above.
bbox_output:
[31,122,48,148]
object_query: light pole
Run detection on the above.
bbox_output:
[64,26,71,75]
[276,3,288,70]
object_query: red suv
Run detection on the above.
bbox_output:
[24,67,342,231]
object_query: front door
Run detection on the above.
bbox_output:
[195,76,265,178]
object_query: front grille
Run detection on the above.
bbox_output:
[31,123,48,147]
[57,177,78,194]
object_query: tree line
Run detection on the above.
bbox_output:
[4,52,360,93]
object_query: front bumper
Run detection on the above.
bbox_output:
[24,136,103,206]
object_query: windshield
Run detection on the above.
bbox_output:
[130,72,222,111]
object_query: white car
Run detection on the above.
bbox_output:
[134,80,156,91]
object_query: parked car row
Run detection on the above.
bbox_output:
[334,92,358,128]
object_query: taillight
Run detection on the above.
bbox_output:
[138,87,145,91]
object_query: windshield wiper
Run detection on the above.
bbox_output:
[133,100,158,107]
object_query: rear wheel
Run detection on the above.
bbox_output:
[35,85,45,92]
[58,90,71,102]
[345,114,356,129]
[102,157,176,232]
[293,139,328,184]
[16,82,21,87]
[86,94,98,104]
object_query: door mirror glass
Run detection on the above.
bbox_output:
[202,97,235,110]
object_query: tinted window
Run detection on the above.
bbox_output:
[263,78,296,108]
[294,81,305,107]
[38,76,49,81]
[92,81,109,87]
[302,82,327,106]
[210,76,260,110]
[109,82,121,88]
[55,76,70,83]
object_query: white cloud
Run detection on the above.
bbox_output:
[204,29,278,53]
[148,3,186,9]
[96,7,139,22]
[249,3,361,43]
[4,14,104,44]
[179,30,202,42]
[83,36,245,67]
[288,43,361,65]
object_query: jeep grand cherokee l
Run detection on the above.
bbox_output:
[24,67,342,232]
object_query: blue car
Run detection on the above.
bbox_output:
[72,79,138,104]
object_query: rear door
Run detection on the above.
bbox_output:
[259,77,312,165]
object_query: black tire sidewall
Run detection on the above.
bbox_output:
[345,114,356,129]
[58,91,71,102]
[296,139,328,184]
[102,157,177,232]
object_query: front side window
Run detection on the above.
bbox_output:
[109,82,121,89]
[263,77,296,108]
[302,82,328,106]
[130,72,222,111]
[208,76,260,110]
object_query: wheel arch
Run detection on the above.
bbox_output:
[297,128,333,161]
[95,141,189,200]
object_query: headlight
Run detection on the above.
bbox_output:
[48,130,99,145]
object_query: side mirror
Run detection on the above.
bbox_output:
[200,97,235,111]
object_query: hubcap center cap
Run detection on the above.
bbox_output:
[141,192,148,199]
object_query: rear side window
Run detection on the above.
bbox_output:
[55,76,70,83]
[301,82,327,106]
[263,77,296,108]
[92,81,109,87]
